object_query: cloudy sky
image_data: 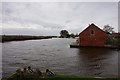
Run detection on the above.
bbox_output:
[1,2,119,36]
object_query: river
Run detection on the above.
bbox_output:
[2,38,118,78]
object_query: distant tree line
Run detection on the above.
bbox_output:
[60,30,78,38]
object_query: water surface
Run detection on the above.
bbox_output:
[2,38,118,78]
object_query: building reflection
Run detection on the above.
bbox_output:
[76,47,116,77]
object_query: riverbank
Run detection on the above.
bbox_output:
[0,35,57,42]
[3,73,118,80]
[2,67,118,80]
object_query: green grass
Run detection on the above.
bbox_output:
[4,73,118,80]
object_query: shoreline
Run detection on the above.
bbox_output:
[3,73,118,80]
[2,64,119,80]
[70,42,120,49]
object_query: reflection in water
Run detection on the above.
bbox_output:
[119,50,120,77]
[77,48,118,77]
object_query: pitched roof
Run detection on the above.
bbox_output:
[79,23,106,35]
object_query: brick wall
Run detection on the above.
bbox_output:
[79,24,107,46]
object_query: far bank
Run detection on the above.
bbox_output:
[0,35,58,42]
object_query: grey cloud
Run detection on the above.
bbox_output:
[1,2,118,35]
[2,27,60,36]
[118,2,120,32]
[65,20,71,23]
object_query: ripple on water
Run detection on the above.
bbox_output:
[8,62,25,67]
[22,58,29,60]
[31,59,39,61]
[2,38,118,78]
[90,57,106,62]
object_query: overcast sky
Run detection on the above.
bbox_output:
[1,2,119,36]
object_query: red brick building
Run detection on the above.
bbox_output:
[79,23,107,47]
[112,33,120,38]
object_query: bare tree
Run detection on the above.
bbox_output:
[103,24,114,33]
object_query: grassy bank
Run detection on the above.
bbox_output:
[0,35,57,42]
[2,67,118,80]
[3,73,118,80]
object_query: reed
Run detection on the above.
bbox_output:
[0,35,54,42]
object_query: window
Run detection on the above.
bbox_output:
[91,30,94,34]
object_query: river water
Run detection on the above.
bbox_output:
[2,38,118,78]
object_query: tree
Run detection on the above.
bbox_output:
[103,24,114,33]
[75,33,79,37]
[60,30,69,38]
[70,33,75,38]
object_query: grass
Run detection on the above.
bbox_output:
[3,73,118,80]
